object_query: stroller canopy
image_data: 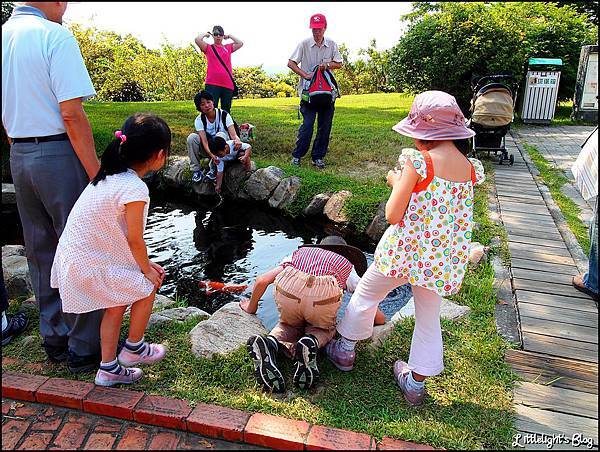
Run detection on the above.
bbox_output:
[471,86,514,128]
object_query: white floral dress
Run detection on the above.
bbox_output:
[51,169,155,314]
[374,148,485,296]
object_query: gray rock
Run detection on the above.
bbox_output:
[393,297,471,321]
[368,321,397,349]
[222,161,254,198]
[2,184,16,205]
[148,306,210,329]
[2,245,26,258]
[20,335,38,348]
[21,296,37,312]
[162,156,191,188]
[323,191,352,223]
[244,166,285,201]
[468,242,488,268]
[268,176,302,209]
[189,302,267,359]
[366,201,388,242]
[153,294,177,311]
[303,193,331,216]
[2,255,32,299]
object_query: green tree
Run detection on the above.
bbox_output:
[388,2,598,111]
[2,1,14,25]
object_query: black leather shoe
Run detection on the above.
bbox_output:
[67,351,101,374]
[43,342,69,363]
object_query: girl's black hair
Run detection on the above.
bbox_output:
[209,136,227,155]
[194,90,214,111]
[453,139,470,156]
[91,113,171,186]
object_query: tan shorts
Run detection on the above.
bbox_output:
[269,266,343,358]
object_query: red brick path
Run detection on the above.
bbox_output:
[2,371,436,450]
[2,398,259,450]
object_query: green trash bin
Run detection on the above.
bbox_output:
[521,58,563,124]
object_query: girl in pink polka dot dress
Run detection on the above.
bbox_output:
[327,91,485,406]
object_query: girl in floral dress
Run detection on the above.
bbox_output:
[326,91,485,406]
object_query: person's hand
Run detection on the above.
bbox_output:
[239,297,256,314]
[210,154,219,165]
[238,154,249,165]
[223,34,230,40]
[143,266,163,289]
[215,184,222,194]
[386,169,402,188]
[149,261,166,285]
[232,138,243,150]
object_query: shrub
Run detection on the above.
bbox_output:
[388,2,598,111]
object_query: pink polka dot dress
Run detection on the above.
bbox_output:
[51,169,155,314]
[374,148,485,296]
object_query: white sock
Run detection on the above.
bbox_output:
[338,336,356,352]
[2,312,7,332]
[406,371,425,391]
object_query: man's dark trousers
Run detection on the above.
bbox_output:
[292,100,335,162]
[9,139,103,361]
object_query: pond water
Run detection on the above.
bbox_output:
[145,194,412,330]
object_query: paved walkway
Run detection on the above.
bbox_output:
[2,398,260,450]
[511,125,597,222]
[494,134,598,449]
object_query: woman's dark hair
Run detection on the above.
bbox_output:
[194,90,214,111]
[453,139,470,156]
[209,136,227,155]
[91,113,171,186]
[212,25,224,35]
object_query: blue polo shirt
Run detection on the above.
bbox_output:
[2,5,96,138]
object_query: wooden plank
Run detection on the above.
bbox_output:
[516,290,598,313]
[519,303,598,328]
[497,192,543,202]
[521,316,598,344]
[509,242,572,258]
[503,215,557,228]
[512,268,574,286]
[512,258,578,275]
[500,202,550,215]
[523,331,598,363]
[498,196,545,205]
[496,186,541,195]
[509,249,576,266]
[515,405,598,445]
[509,234,568,249]
[514,382,598,419]
[514,278,592,299]
[505,228,563,241]
[505,349,598,394]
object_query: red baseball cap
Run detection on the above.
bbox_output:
[309,13,327,29]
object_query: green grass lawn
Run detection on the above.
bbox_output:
[3,94,517,449]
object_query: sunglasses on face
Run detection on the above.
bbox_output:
[213,33,223,37]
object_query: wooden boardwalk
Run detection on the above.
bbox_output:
[494,140,598,449]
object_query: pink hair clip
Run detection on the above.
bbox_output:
[115,130,127,143]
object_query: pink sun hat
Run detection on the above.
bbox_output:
[392,91,475,140]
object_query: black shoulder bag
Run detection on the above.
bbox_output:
[211,45,239,97]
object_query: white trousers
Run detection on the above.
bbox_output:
[337,263,444,376]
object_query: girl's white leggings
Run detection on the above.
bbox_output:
[337,263,444,376]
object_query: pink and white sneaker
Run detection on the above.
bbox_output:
[325,338,355,372]
[118,343,167,367]
[94,366,143,387]
[393,360,425,406]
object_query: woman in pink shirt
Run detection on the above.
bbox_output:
[195,25,243,113]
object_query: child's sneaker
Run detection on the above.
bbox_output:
[325,338,355,372]
[246,335,285,393]
[205,171,216,182]
[191,170,204,183]
[117,343,167,367]
[393,360,425,406]
[293,335,319,390]
[94,366,143,387]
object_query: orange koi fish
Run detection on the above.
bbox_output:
[198,281,248,294]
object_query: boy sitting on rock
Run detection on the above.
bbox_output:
[206,136,252,193]
[240,236,385,392]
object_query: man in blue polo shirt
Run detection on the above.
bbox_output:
[2,2,103,373]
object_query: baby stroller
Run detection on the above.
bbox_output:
[468,74,518,165]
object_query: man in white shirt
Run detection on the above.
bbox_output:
[2,2,103,372]
[288,13,342,169]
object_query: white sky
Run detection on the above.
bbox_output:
[63,2,413,74]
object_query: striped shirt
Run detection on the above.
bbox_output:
[282,247,353,289]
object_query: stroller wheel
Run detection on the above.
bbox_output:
[509,154,514,166]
